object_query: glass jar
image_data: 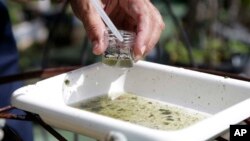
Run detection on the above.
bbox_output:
[102,29,135,68]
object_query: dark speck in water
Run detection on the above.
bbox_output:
[167,115,173,118]
[109,136,116,141]
[131,97,137,100]
[118,108,125,111]
[162,110,172,115]
[64,79,70,85]
[90,106,103,112]
[149,114,154,117]
[167,118,174,121]
[163,122,169,125]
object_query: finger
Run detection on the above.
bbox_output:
[145,25,162,55]
[133,14,151,60]
[82,9,108,55]
[145,3,165,54]
[70,0,107,55]
[119,0,152,60]
[102,0,117,14]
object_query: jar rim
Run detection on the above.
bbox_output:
[107,29,135,43]
[107,29,135,37]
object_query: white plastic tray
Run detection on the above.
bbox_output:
[11,61,250,141]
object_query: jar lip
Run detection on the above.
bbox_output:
[107,29,135,37]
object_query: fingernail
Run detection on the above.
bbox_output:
[134,45,146,61]
[134,55,140,62]
[140,45,146,55]
[92,41,100,55]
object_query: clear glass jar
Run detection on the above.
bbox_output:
[102,30,135,68]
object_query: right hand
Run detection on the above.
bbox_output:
[70,0,165,60]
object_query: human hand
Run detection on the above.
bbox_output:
[70,0,165,60]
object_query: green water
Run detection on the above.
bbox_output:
[102,57,133,68]
[75,93,207,130]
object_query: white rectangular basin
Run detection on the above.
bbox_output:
[11,61,250,141]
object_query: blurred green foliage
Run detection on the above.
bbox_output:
[228,40,250,54]
[242,0,250,8]
[7,1,24,24]
[164,39,189,65]
[154,2,187,42]
[6,0,250,72]
[18,43,43,71]
[165,37,250,67]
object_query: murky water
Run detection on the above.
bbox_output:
[74,93,207,130]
